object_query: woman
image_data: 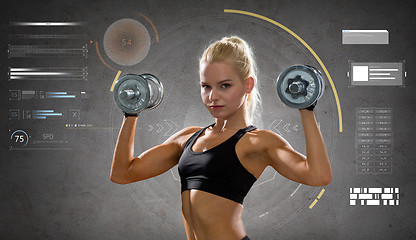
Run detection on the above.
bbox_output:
[111,36,332,240]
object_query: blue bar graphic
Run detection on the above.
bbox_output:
[46,95,76,98]
[33,113,62,116]
[33,110,54,113]
[46,92,68,95]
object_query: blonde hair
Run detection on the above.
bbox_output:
[199,36,261,122]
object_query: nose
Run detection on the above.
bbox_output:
[209,88,219,102]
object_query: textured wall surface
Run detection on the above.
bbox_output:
[1,0,415,239]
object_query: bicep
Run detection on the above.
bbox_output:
[264,134,310,184]
[127,142,181,182]
[124,127,199,183]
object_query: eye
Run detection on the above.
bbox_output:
[201,84,210,89]
[221,83,231,88]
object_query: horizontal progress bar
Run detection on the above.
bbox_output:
[369,77,395,80]
[10,72,82,76]
[10,22,87,26]
[10,34,87,39]
[10,77,87,81]
[45,95,76,98]
[10,68,87,71]
[369,69,398,71]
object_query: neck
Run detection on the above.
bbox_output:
[211,105,251,132]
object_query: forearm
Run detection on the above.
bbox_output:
[110,116,138,182]
[299,109,332,185]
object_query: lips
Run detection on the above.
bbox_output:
[209,105,224,110]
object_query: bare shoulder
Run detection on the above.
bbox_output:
[242,129,289,150]
[164,126,202,148]
[173,126,202,136]
[237,129,291,176]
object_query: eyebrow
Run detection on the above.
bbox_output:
[200,79,232,84]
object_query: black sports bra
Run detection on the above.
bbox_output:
[178,124,257,204]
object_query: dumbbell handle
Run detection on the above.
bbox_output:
[288,81,304,94]
[119,89,141,100]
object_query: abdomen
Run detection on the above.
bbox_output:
[181,189,247,240]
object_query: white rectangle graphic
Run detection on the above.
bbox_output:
[382,194,393,199]
[353,66,369,81]
[342,30,389,44]
[350,62,404,86]
[359,194,373,199]
[367,200,380,205]
[368,188,382,193]
[350,188,399,206]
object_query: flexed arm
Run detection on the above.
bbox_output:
[110,115,200,184]
[298,109,332,185]
[263,109,332,186]
[110,116,139,184]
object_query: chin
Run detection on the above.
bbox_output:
[207,111,223,119]
[211,113,231,120]
[209,112,221,119]
[205,107,220,118]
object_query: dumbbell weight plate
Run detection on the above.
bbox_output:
[114,74,150,114]
[305,65,325,100]
[276,65,324,109]
[140,73,164,110]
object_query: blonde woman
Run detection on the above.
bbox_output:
[111,36,332,240]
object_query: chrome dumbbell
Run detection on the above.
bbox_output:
[276,65,324,109]
[113,74,164,115]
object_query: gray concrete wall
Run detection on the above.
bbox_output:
[1,0,415,239]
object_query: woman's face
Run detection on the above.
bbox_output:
[199,61,252,120]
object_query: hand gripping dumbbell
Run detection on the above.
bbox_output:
[113,73,164,116]
[276,65,324,111]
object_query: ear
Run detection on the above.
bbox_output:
[245,77,255,94]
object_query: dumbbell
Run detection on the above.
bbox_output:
[276,65,324,110]
[113,73,164,115]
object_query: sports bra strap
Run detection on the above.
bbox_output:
[184,124,257,149]
[234,125,257,140]
[183,124,212,149]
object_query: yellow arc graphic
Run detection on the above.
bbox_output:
[110,70,122,92]
[309,199,319,209]
[317,189,326,199]
[224,9,343,132]
[309,189,326,209]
